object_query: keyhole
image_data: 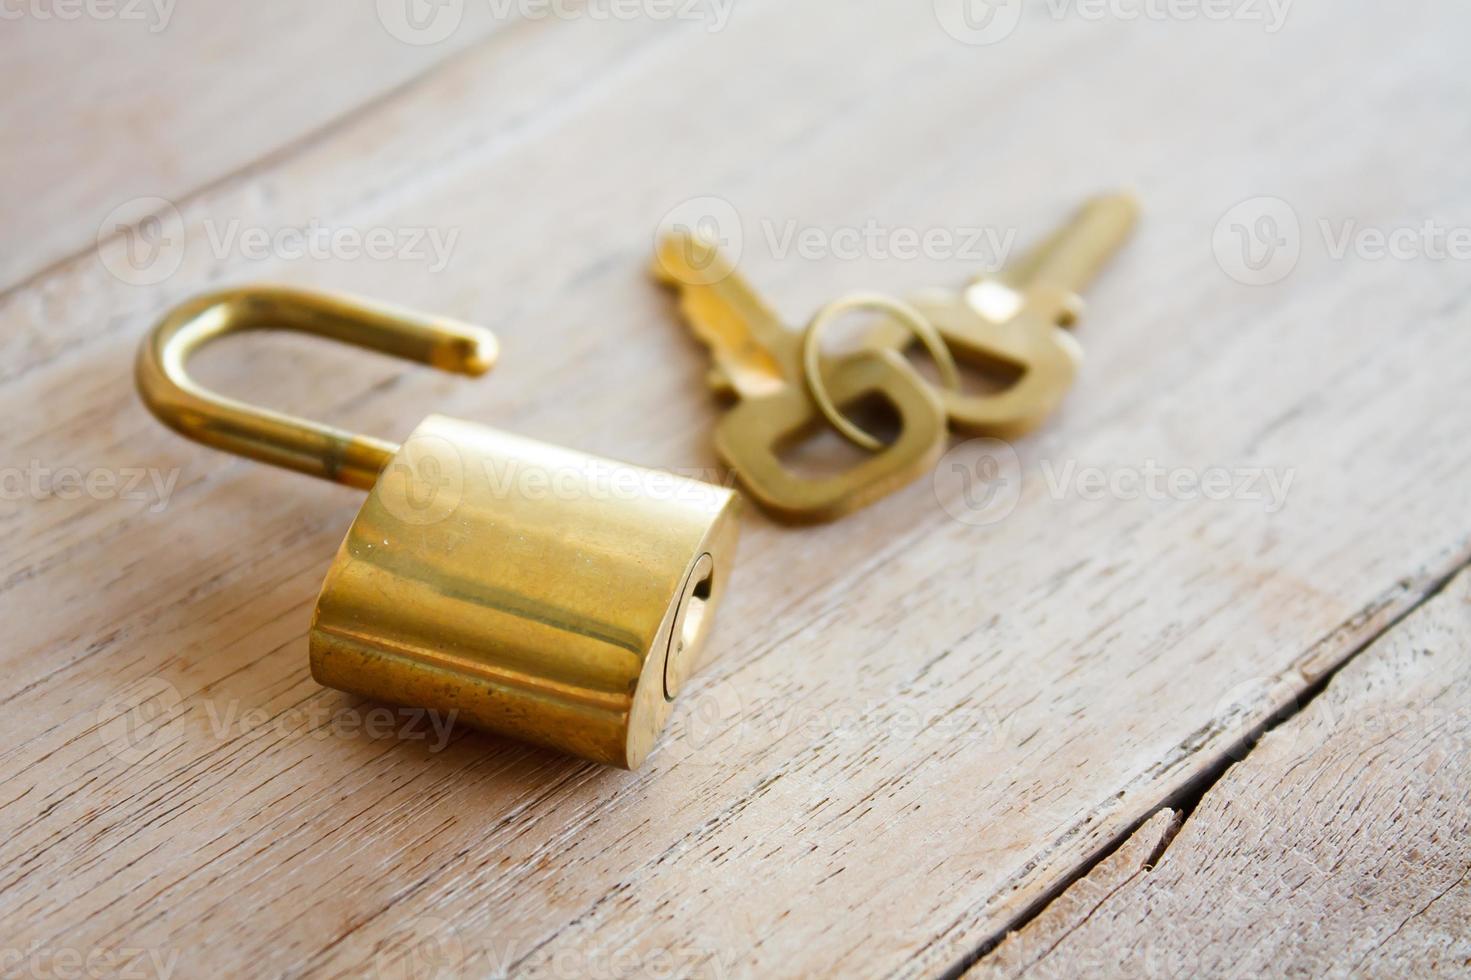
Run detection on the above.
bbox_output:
[663,554,715,701]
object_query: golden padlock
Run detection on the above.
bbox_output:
[136,287,738,768]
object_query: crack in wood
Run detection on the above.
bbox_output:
[940,550,1471,979]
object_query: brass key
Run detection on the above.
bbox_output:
[653,232,953,523]
[867,192,1138,437]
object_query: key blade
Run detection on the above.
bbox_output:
[654,231,796,398]
[1000,191,1139,297]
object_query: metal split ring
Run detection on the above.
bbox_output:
[801,293,959,452]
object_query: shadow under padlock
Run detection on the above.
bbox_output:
[136,286,738,769]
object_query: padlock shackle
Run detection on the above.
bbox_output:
[136,286,497,490]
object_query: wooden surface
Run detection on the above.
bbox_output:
[971,570,1471,979]
[3,2,1470,977]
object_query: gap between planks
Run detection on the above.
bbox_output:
[941,553,1471,979]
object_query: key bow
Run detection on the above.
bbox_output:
[654,232,950,523]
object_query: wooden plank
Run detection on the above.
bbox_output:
[0,1,505,294]
[2,3,1470,977]
[970,809,1182,978]
[969,569,1471,979]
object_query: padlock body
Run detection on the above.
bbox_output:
[309,415,738,768]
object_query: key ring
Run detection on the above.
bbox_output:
[802,293,960,451]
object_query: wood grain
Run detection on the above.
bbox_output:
[971,809,1182,978]
[0,2,505,294]
[969,569,1471,979]
[2,2,1470,977]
